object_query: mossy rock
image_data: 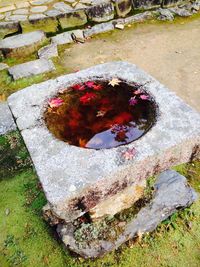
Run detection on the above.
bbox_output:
[0,22,20,39]
[58,10,87,30]
[20,16,58,34]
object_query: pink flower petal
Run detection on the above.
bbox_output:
[140,94,149,100]
[48,98,64,108]
[129,97,138,106]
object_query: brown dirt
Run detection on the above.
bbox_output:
[61,17,200,112]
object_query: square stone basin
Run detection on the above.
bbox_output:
[8,62,200,223]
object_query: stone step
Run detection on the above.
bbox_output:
[8,58,55,80]
[0,30,47,57]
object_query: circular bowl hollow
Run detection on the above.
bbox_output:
[44,79,157,149]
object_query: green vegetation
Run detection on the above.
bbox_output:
[0,130,200,266]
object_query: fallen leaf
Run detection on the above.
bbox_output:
[96,110,106,117]
[80,92,97,104]
[48,98,64,108]
[108,78,121,87]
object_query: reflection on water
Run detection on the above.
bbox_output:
[44,80,157,149]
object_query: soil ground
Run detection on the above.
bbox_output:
[62,17,200,111]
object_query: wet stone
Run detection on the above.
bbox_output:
[132,0,161,9]
[53,2,73,12]
[8,58,55,80]
[51,31,73,45]
[5,15,28,22]
[169,7,192,17]
[157,8,174,21]
[45,9,62,16]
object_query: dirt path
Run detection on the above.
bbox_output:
[62,18,200,111]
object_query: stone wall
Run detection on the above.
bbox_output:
[0,0,186,38]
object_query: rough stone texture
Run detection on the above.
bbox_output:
[0,62,8,70]
[0,102,16,135]
[8,62,200,224]
[8,58,55,80]
[124,11,153,24]
[71,29,85,42]
[169,6,192,16]
[30,0,54,5]
[0,30,47,58]
[16,2,30,9]
[84,21,114,37]
[115,0,132,17]
[38,42,58,59]
[20,15,58,33]
[58,170,197,258]
[51,31,73,45]
[157,8,174,20]
[87,2,115,22]
[45,9,62,17]
[0,21,19,39]
[132,0,161,9]
[58,10,87,29]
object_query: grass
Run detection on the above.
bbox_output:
[0,131,200,266]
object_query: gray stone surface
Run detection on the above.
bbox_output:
[8,62,200,223]
[115,0,132,17]
[8,58,55,80]
[84,21,114,37]
[58,170,197,258]
[5,14,28,21]
[13,9,29,15]
[169,7,192,16]
[0,62,9,70]
[28,13,47,19]
[0,102,16,135]
[45,9,62,17]
[30,6,48,13]
[0,30,46,57]
[38,43,58,59]
[51,31,73,45]
[30,0,54,5]
[53,2,73,12]
[58,9,87,29]
[124,11,153,24]
[87,2,114,22]
[157,8,174,21]
[0,21,19,39]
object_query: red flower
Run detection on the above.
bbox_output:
[48,97,64,108]
[80,92,97,104]
[72,84,86,91]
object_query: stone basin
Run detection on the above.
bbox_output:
[8,61,200,224]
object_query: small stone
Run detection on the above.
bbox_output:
[71,29,85,43]
[5,208,10,216]
[0,62,9,70]
[0,102,16,135]
[6,15,28,21]
[45,9,62,17]
[16,2,30,8]
[115,23,124,29]
[53,2,73,12]
[0,4,15,13]
[8,58,55,80]
[38,43,58,59]
[13,9,29,15]
[51,31,73,45]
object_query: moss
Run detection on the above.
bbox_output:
[20,17,58,34]
[0,130,31,179]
